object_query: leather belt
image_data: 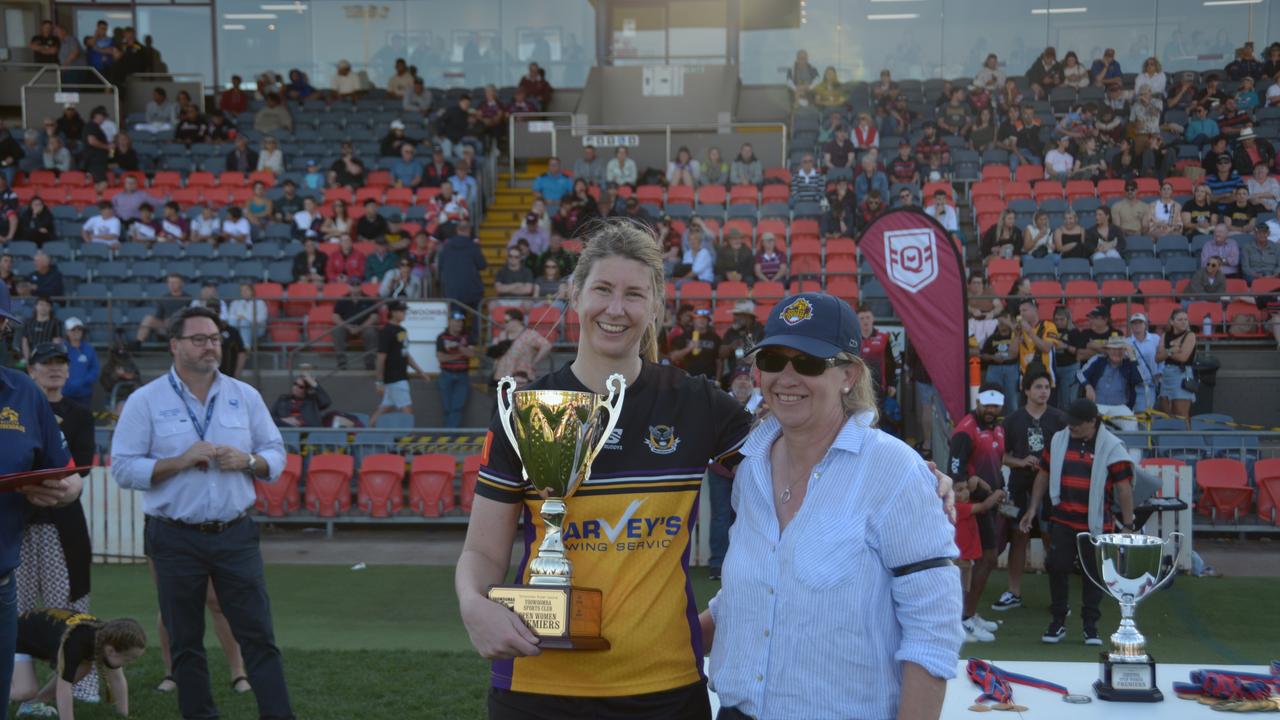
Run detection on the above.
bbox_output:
[150,510,250,534]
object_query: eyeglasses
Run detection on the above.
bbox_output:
[1207,262,1221,268]
[179,334,222,347]
[755,348,851,376]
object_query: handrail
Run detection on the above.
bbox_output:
[21,65,119,128]
[507,112,577,185]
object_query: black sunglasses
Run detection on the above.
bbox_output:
[756,348,851,376]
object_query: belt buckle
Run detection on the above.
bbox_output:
[198,520,225,533]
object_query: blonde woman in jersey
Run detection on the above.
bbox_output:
[456,219,753,719]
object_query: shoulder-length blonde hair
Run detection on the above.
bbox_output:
[570,219,666,362]
[750,349,880,427]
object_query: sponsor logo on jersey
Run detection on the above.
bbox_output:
[779,297,814,326]
[603,427,623,451]
[561,497,685,552]
[645,425,680,455]
[0,406,25,432]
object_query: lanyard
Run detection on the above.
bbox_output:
[167,371,216,441]
[967,658,1070,705]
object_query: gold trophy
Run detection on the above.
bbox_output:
[486,373,626,650]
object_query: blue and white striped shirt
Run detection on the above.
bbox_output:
[708,413,963,720]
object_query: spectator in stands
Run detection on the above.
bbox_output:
[451,161,481,212]
[55,105,84,150]
[937,87,971,139]
[534,255,569,306]
[1243,224,1280,282]
[1246,163,1280,212]
[433,181,471,225]
[1155,309,1197,421]
[967,275,1004,325]
[281,69,315,103]
[252,92,292,136]
[0,201,15,247]
[474,84,507,145]
[1226,43,1264,82]
[27,251,63,299]
[273,180,303,222]
[886,140,918,186]
[420,147,454,188]
[437,221,485,313]
[668,308,720,379]
[379,256,421,299]
[109,131,139,175]
[1133,57,1166,98]
[790,153,825,208]
[720,302,764,377]
[1165,71,1197,112]
[58,317,98,409]
[227,283,267,348]
[507,86,536,116]
[301,159,324,190]
[1201,223,1242,276]
[313,200,348,244]
[606,146,638,188]
[221,206,252,245]
[676,225,715,285]
[323,234,364,284]
[661,145,698,187]
[189,204,219,245]
[219,75,249,115]
[204,111,235,145]
[127,202,161,246]
[1235,76,1261,112]
[926,190,963,247]
[1138,133,1174,181]
[1090,48,1123,89]
[290,195,321,242]
[894,186,916,210]
[1026,46,1062,99]
[1265,44,1280,78]
[330,59,363,102]
[140,87,177,132]
[386,57,414,98]
[532,156,573,204]
[111,174,150,228]
[242,181,273,230]
[967,106,998,154]
[1043,135,1074,181]
[981,210,1020,260]
[1182,184,1218,237]
[1216,97,1251,139]
[822,127,854,173]
[39,134,71,174]
[1129,87,1163,142]
[225,135,258,174]
[715,228,755,284]
[1187,255,1230,304]
[292,237,327,283]
[16,197,53,248]
[1234,128,1276,176]
[172,105,207,148]
[19,296,60,364]
[823,177,856,237]
[3,125,31,181]
[328,142,367,188]
[364,237,398,283]
[1183,104,1218,147]
[29,20,60,64]
[1079,336,1144,432]
[272,373,331,428]
[785,49,819,106]
[537,232,576,278]
[972,53,1005,91]
[507,212,549,256]
[1084,207,1124,260]
[1022,210,1054,259]
[518,62,553,109]
[1268,70,1280,106]
[572,145,606,187]
[724,144,762,188]
[1145,181,1184,239]
[386,143,423,189]
[700,146,729,187]
[494,246,535,298]
[0,254,14,294]
[1110,180,1149,236]
[1222,185,1263,232]
[149,202,185,245]
[351,201,386,246]
[1066,137,1104,182]
[332,282,378,370]
[191,281,229,319]
[403,77,432,114]
[81,201,121,249]
[489,307,551,385]
[379,119,417,158]
[255,136,283,175]
[436,93,476,161]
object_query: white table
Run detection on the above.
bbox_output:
[942,660,1270,719]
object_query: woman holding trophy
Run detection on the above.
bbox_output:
[456,219,754,719]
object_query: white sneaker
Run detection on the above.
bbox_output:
[972,614,1000,633]
[962,617,996,642]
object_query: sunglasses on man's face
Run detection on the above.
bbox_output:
[755,348,851,376]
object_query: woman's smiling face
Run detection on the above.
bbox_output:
[573,256,657,362]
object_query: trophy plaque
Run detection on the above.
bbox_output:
[486,373,625,650]
[1078,531,1183,702]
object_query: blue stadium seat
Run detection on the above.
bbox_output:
[1092,257,1127,280]
[184,244,215,260]
[1127,256,1164,280]
[94,261,130,282]
[151,243,182,260]
[116,243,149,261]
[131,260,163,279]
[233,260,265,282]
[202,261,232,281]
[267,260,294,284]
[1155,235,1189,258]
[42,241,74,261]
[1021,255,1056,280]
[1123,235,1155,259]
[6,241,36,259]
[218,243,250,260]
[1165,255,1199,280]
[252,240,284,259]
[78,243,112,266]
[1058,258,1092,281]
[167,260,200,280]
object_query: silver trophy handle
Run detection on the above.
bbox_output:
[589,373,627,461]
[1149,531,1184,595]
[1076,532,1105,592]
[495,375,528,482]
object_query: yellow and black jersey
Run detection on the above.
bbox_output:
[478,361,751,698]
[16,609,99,683]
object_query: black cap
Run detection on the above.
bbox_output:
[1087,305,1108,319]
[754,293,861,360]
[30,342,69,365]
[1067,398,1100,425]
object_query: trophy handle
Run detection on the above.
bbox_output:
[1076,532,1105,592]
[1151,531,1184,593]
[495,376,528,482]
[589,373,627,462]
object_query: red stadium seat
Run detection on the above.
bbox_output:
[667,185,694,206]
[320,282,348,300]
[730,184,760,206]
[1255,459,1280,525]
[1002,181,1033,202]
[151,171,182,189]
[67,187,96,210]
[763,167,791,185]
[409,454,458,517]
[1186,301,1223,337]
[219,171,247,188]
[284,282,320,318]
[679,281,713,309]
[757,219,786,242]
[357,454,406,517]
[825,255,857,277]
[1100,279,1137,302]
[1144,299,1176,329]
[247,171,276,188]
[1111,302,1143,329]
[1224,300,1264,337]
[306,305,335,348]
[922,181,954,202]
[712,304,734,334]
[26,170,56,187]
[1253,277,1280,295]
[354,187,384,205]
[1134,177,1159,199]
[305,453,354,517]
[792,279,821,294]
[528,305,562,341]
[460,455,482,513]
[267,320,303,345]
[1195,458,1253,522]
[325,187,355,205]
[1033,180,1065,201]
[170,187,203,205]
[716,281,749,303]
[696,185,726,206]
[366,170,392,188]
[1014,165,1044,183]
[1225,278,1249,295]
[414,187,440,205]
[790,218,820,238]
[979,166,1009,183]
[255,454,302,516]
[254,282,284,316]
[827,276,859,306]
[752,281,786,305]
[1166,176,1192,196]
[987,258,1021,296]
[186,171,217,188]
[635,185,664,205]
[385,187,413,209]
[1097,179,1125,201]
[1064,180,1096,202]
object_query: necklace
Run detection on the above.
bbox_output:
[779,480,803,505]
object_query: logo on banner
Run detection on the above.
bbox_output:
[884,228,939,293]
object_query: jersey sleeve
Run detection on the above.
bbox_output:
[1108,460,1134,488]
[947,430,974,483]
[376,326,394,355]
[475,414,531,503]
[58,626,94,683]
[709,383,752,471]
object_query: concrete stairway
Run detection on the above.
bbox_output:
[478,159,545,303]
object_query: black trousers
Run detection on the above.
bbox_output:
[488,681,710,720]
[147,517,293,720]
[717,708,755,720]
[1046,521,1104,629]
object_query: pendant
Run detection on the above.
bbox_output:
[780,488,792,504]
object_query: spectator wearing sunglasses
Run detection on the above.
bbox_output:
[702,292,959,720]
[1186,255,1230,302]
[1200,223,1241,277]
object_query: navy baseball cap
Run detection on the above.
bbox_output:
[30,342,68,365]
[753,293,861,360]
[0,283,21,324]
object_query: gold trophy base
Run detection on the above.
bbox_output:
[487,585,610,650]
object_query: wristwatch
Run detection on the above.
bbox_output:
[246,454,258,476]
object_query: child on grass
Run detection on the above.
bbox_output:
[10,609,146,720]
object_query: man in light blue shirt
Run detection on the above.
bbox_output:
[449,160,480,212]
[531,156,573,204]
[388,142,424,188]
[112,306,294,720]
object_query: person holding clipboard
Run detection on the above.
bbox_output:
[0,283,86,720]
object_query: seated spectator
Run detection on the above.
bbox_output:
[937,87,971,138]
[380,119,418,157]
[494,246,535,297]
[1222,185,1263,232]
[272,373,332,427]
[1226,43,1264,82]
[450,161,481,212]
[204,111,235,144]
[253,92,292,135]
[1023,210,1054,258]
[1186,256,1229,301]
[509,212,550,255]
[667,146,700,187]
[293,236,327,282]
[55,105,85,148]
[532,156,573,203]
[572,145,606,187]
[386,58,414,98]
[431,181,471,225]
[27,251,63,298]
[133,273,189,347]
[1110,180,1149,236]
[137,87,176,132]
[996,78,1025,116]
[328,142,367,188]
[243,181,273,228]
[326,235,366,284]
[435,93,476,160]
[403,77,432,114]
[811,66,847,110]
[112,174,153,226]
[1025,46,1062,99]
[981,209,1020,260]
[41,135,71,173]
[925,190,963,247]
[606,146,638,187]
[1243,224,1280,282]
[157,201,188,244]
[1233,127,1276,176]
[887,140,919,185]
[786,50,819,107]
[19,296,61,362]
[292,196,322,241]
[822,127,855,172]
[191,280,229,318]
[668,308,720,379]
[1134,57,1166,98]
[729,143,762,186]
[1091,48,1123,88]
[363,237,398,282]
[315,200,349,243]
[1129,87,1163,139]
[13,127,41,177]
[352,199,387,244]
[0,255,15,294]
[1235,76,1261,112]
[283,69,316,102]
[851,154,887,206]
[1058,51,1089,91]
[220,75,250,114]
[1247,163,1280,212]
[1109,137,1140,179]
[1085,206,1126,258]
[1145,182,1184,238]
[272,180,304,222]
[536,232,576,277]
[1139,133,1175,181]
[690,146,727,188]
[16,197,54,247]
[173,105,207,147]
[973,53,1005,91]
[1184,104,1218,145]
[225,135,259,173]
[389,143,424,188]
[1182,183,1218,236]
[300,159,325,190]
[1268,69,1280,106]
[969,106,998,153]
[257,136,283,174]
[506,86,536,116]
[913,122,950,164]
[1201,223,1241,276]
[1095,106,1125,145]
[1043,135,1075,180]
[1070,136,1107,181]
[517,62,553,109]
[330,59,364,102]
[824,177,856,238]
[380,256,421,298]
[127,202,160,245]
[190,204,220,244]
[675,226,715,285]
[421,147,455,188]
[789,154,825,207]
[1053,209,1088,259]
[0,201,13,245]
[475,84,507,143]
[1216,97,1251,138]
[533,256,568,305]
[715,228,755,284]
[81,201,121,248]
[221,206,252,245]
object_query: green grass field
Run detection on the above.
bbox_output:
[13,564,1275,719]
